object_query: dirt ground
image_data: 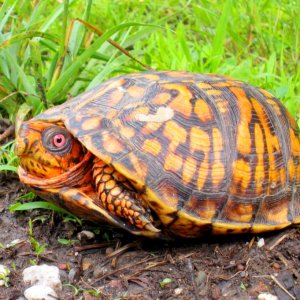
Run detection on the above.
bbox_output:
[0,171,298,300]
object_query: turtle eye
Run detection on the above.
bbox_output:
[42,126,72,156]
[53,134,66,148]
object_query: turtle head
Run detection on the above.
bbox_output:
[16,121,85,178]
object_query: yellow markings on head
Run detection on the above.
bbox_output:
[182,157,197,185]
[223,199,254,223]
[164,152,183,172]
[163,120,187,152]
[102,131,125,154]
[211,128,225,187]
[194,99,213,122]
[127,85,145,98]
[254,123,265,194]
[152,92,171,105]
[81,117,101,131]
[142,138,161,156]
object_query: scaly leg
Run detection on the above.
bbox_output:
[92,158,159,233]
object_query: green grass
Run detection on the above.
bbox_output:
[0,0,299,178]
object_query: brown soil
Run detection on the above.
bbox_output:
[0,172,299,300]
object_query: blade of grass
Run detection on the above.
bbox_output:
[210,0,232,70]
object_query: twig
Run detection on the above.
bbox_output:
[215,258,251,281]
[126,260,168,279]
[252,274,296,300]
[0,125,15,143]
[267,233,289,251]
[271,275,296,300]
[74,241,114,252]
[93,256,158,283]
[106,242,138,259]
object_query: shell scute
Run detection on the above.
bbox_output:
[34,71,300,236]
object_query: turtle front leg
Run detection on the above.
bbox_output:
[92,158,160,233]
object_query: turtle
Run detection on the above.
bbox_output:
[15,71,300,238]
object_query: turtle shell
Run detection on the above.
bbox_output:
[33,71,300,237]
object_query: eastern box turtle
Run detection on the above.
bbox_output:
[16,71,300,238]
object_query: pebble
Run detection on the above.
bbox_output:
[272,262,280,270]
[82,258,94,271]
[257,292,279,300]
[211,284,221,300]
[195,270,206,286]
[77,230,95,241]
[24,284,57,300]
[257,238,265,248]
[174,287,183,295]
[237,264,244,271]
[23,264,62,292]
[0,264,9,287]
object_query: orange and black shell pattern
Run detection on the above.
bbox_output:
[17,71,300,238]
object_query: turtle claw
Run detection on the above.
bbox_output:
[144,222,161,233]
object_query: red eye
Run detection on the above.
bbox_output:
[53,134,66,147]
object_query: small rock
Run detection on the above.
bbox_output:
[257,292,279,300]
[68,267,81,283]
[249,281,269,296]
[240,271,248,278]
[77,230,95,241]
[272,262,280,270]
[24,284,57,300]
[257,238,265,248]
[195,271,206,286]
[0,264,9,287]
[58,263,68,271]
[174,287,183,295]
[211,284,221,300]
[23,264,62,292]
[82,258,94,271]
[237,264,244,271]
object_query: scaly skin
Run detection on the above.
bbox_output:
[16,121,160,235]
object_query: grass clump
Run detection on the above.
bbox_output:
[0,1,299,179]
